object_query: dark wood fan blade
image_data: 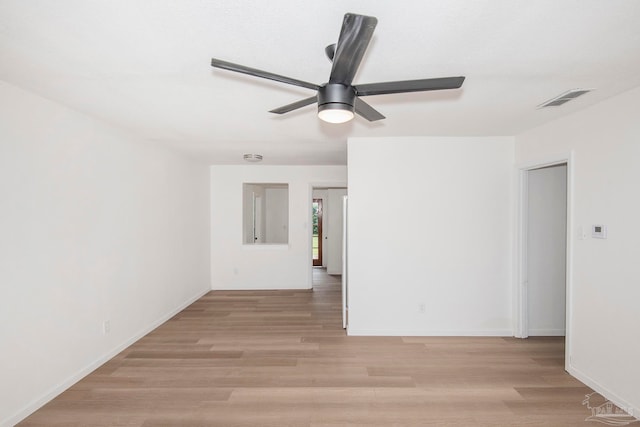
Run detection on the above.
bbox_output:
[354,97,385,121]
[211,58,319,91]
[269,96,318,114]
[329,14,377,85]
[355,76,465,96]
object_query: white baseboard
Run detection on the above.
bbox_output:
[346,328,513,337]
[2,288,209,427]
[211,284,312,290]
[567,363,639,422]
[528,328,566,336]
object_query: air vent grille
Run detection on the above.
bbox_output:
[538,89,593,108]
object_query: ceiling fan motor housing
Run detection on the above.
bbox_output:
[317,83,356,114]
[211,13,464,122]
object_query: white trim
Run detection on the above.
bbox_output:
[212,283,310,291]
[3,288,210,427]
[342,195,348,329]
[347,329,513,337]
[565,155,575,372]
[514,152,574,370]
[568,365,639,420]
[514,168,529,338]
[527,328,566,336]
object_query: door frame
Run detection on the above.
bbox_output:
[342,195,348,329]
[515,152,573,370]
[312,198,323,266]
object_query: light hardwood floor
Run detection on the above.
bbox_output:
[20,268,602,426]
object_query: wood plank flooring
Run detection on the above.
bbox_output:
[20,269,603,426]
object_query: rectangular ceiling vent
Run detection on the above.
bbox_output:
[538,88,593,108]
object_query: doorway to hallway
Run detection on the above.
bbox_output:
[516,155,572,370]
[526,163,567,337]
[312,199,323,266]
[311,187,348,328]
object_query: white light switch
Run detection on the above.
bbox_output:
[578,225,587,240]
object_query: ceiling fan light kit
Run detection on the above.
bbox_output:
[211,13,465,124]
[317,84,356,123]
[318,105,355,124]
[243,154,263,162]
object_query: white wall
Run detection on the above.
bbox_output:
[0,81,211,427]
[326,188,347,275]
[347,137,514,335]
[211,166,346,290]
[516,86,640,417]
[527,164,567,336]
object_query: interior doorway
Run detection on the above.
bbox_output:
[526,163,567,336]
[312,199,323,266]
[516,156,572,368]
[311,186,348,329]
[310,187,347,274]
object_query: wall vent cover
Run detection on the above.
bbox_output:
[538,88,593,108]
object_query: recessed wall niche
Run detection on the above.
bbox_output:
[243,183,289,244]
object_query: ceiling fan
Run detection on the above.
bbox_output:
[211,13,465,124]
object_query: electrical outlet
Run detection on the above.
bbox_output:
[103,320,111,335]
[418,303,426,314]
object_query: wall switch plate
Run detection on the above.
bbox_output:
[578,226,587,240]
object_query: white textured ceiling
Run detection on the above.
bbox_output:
[2,0,640,164]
